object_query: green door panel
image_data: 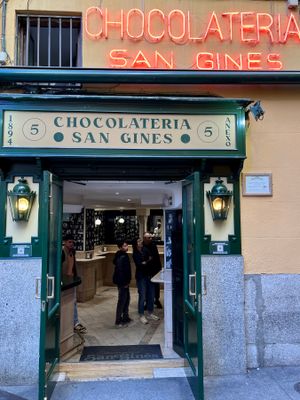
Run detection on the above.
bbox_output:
[39,172,63,400]
[182,171,204,400]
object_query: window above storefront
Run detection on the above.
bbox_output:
[16,15,82,67]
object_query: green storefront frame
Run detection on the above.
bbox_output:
[0,92,249,400]
[0,94,249,259]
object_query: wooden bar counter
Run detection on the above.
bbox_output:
[76,255,106,302]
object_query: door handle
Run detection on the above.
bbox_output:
[47,275,55,299]
[35,277,41,299]
[202,274,207,295]
[188,273,196,297]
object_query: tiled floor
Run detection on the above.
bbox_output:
[63,286,179,361]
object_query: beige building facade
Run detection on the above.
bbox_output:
[2,0,298,276]
[0,0,300,398]
[1,0,298,276]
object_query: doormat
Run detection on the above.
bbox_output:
[79,344,163,361]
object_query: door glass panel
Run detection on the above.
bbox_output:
[184,179,198,373]
[48,181,60,311]
[186,182,196,307]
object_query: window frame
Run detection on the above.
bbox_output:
[16,13,82,68]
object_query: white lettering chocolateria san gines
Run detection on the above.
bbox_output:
[53,116,192,130]
[53,115,192,145]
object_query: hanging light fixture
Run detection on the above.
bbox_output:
[8,177,36,222]
[118,217,125,224]
[206,178,233,221]
[95,218,102,226]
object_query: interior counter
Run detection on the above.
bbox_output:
[76,255,106,302]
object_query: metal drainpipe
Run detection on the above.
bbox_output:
[1,0,8,53]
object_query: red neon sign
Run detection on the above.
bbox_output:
[84,7,300,70]
[126,9,144,40]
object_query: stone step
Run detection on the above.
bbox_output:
[59,358,186,381]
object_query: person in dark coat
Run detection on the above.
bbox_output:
[113,239,132,328]
[143,232,163,309]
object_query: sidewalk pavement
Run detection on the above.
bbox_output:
[1,365,300,400]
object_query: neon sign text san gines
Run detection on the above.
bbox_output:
[84,7,300,70]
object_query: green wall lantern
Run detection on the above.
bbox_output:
[8,177,36,222]
[206,178,233,221]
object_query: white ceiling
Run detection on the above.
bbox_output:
[63,180,182,210]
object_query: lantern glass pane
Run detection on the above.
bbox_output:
[18,197,29,212]
[212,197,223,211]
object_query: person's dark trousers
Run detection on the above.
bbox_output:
[122,287,131,321]
[115,286,130,324]
[137,276,154,314]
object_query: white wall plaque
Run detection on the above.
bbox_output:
[242,173,272,196]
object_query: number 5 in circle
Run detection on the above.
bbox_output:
[197,121,219,143]
[22,118,46,141]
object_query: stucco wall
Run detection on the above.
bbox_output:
[241,87,300,275]
[200,85,300,276]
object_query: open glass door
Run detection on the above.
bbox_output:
[39,172,63,400]
[182,171,204,400]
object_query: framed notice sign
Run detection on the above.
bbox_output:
[242,173,273,196]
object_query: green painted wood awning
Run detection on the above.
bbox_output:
[0,67,300,85]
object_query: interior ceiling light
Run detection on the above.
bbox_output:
[95,218,102,226]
